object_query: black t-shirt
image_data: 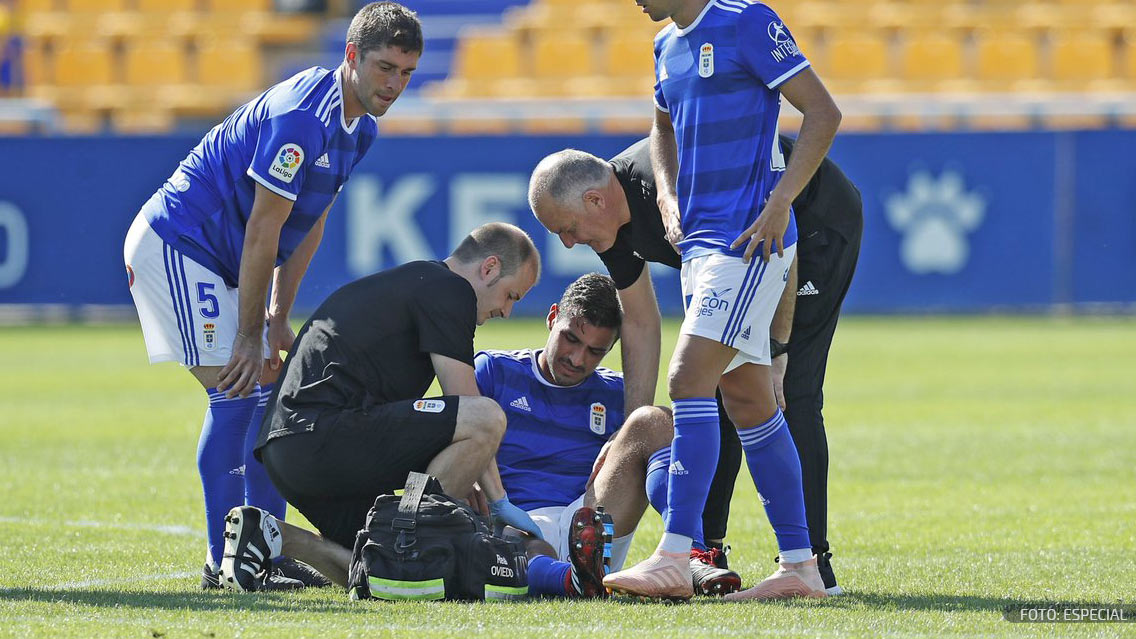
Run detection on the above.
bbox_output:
[598,136,862,290]
[259,260,477,445]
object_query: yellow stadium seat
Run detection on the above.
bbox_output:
[532,32,594,79]
[64,0,127,11]
[124,41,188,87]
[975,32,1041,89]
[197,40,261,91]
[824,32,892,92]
[603,33,653,79]
[1051,32,1116,89]
[53,42,115,86]
[1124,36,1136,81]
[17,0,58,12]
[136,0,198,13]
[453,30,522,81]
[205,0,270,13]
[868,3,942,32]
[900,32,965,88]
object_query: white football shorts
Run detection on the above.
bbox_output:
[679,246,796,370]
[123,212,268,367]
[527,493,634,572]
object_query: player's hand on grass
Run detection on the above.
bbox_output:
[217,331,263,399]
[266,314,295,371]
[771,353,788,411]
[490,497,544,540]
[658,194,683,254]
[731,197,791,263]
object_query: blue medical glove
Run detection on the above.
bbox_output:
[489,497,544,540]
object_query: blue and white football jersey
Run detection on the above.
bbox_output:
[144,67,378,286]
[654,0,806,261]
[474,349,625,510]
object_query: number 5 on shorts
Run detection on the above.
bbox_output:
[197,282,220,318]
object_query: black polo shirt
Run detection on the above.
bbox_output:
[258,260,477,447]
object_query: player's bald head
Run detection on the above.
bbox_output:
[528,149,610,225]
[450,222,541,281]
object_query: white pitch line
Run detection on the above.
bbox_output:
[0,516,204,538]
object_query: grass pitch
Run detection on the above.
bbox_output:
[1,316,1133,638]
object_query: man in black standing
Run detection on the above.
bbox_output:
[217,222,544,591]
[528,136,861,594]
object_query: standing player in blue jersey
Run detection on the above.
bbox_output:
[476,274,741,598]
[603,0,842,600]
[121,2,421,589]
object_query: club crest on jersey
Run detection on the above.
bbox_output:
[698,43,714,78]
[202,322,216,351]
[414,399,446,414]
[590,403,607,435]
[271,143,304,183]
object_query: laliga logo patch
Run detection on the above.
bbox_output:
[414,399,446,414]
[202,322,216,351]
[698,43,714,78]
[126,264,135,288]
[271,143,304,183]
[590,403,607,435]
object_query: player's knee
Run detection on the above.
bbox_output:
[667,365,699,399]
[623,405,674,449]
[462,396,506,444]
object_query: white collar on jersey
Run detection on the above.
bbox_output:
[335,69,360,134]
[528,348,589,389]
[674,0,718,36]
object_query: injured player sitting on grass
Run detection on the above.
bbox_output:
[475,273,742,598]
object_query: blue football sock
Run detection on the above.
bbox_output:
[243,382,286,520]
[527,555,573,597]
[647,445,706,549]
[198,387,258,567]
[663,398,720,540]
[645,446,670,515]
[738,409,811,553]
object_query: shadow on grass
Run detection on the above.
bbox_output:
[4,586,1114,615]
[0,588,370,614]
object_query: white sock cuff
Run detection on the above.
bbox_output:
[780,548,813,564]
[658,532,693,555]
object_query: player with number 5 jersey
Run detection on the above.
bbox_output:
[122,2,422,590]
[602,0,842,600]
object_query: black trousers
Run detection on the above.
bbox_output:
[701,222,862,567]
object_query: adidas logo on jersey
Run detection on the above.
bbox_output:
[509,396,532,412]
[229,465,246,477]
[668,460,689,476]
[740,326,751,341]
[315,153,330,168]
[797,281,819,296]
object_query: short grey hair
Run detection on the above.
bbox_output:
[528,149,610,213]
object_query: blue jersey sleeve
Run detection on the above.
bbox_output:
[474,351,496,399]
[653,31,669,113]
[246,111,327,201]
[737,3,810,89]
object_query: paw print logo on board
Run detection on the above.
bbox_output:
[886,171,986,275]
